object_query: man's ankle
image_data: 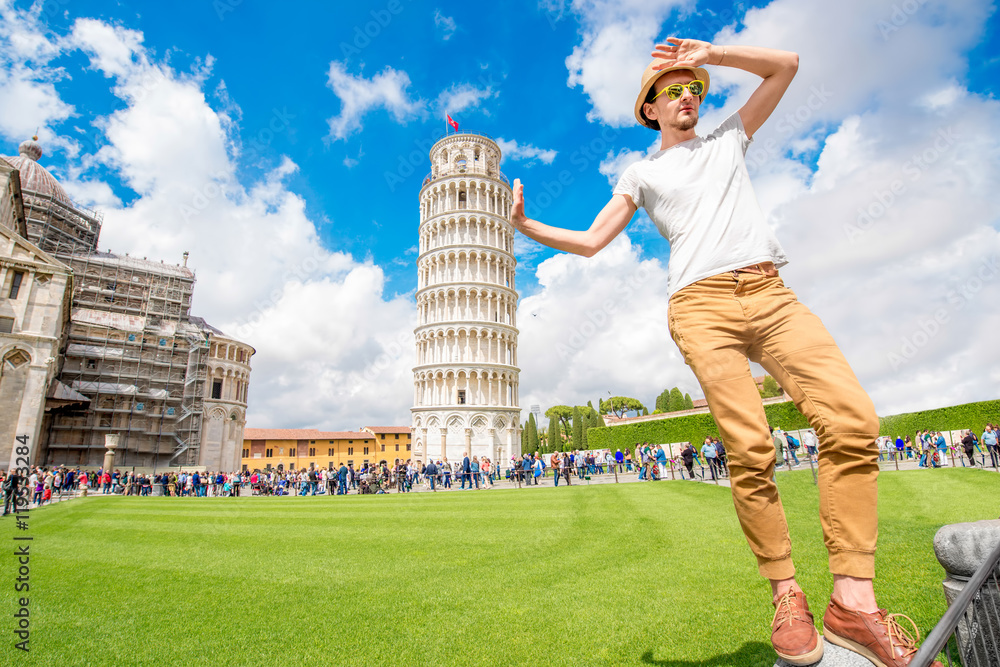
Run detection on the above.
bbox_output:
[830,575,879,613]
[770,578,801,601]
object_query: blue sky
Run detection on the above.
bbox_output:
[2,0,999,430]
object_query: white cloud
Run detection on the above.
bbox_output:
[434,81,496,117]
[517,235,698,413]
[4,16,420,428]
[496,138,558,165]
[597,137,660,185]
[325,62,423,141]
[434,9,457,40]
[70,18,146,77]
[0,1,73,142]
[564,0,690,126]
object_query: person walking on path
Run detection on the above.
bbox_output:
[2,468,22,516]
[962,431,977,466]
[982,425,998,467]
[509,36,937,667]
[425,460,438,491]
[681,444,696,480]
[700,438,719,480]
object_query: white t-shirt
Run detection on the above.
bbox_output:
[613,112,788,297]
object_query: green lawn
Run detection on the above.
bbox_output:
[2,468,998,666]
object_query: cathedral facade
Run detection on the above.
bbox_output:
[1,138,253,471]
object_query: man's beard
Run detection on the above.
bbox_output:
[671,112,698,132]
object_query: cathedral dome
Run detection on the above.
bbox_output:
[1,137,71,204]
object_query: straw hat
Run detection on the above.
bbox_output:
[634,60,711,128]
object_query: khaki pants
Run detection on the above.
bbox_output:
[669,272,879,580]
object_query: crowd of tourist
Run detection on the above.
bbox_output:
[2,424,996,513]
[873,424,1000,468]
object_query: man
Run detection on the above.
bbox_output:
[637,445,648,480]
[934,432,948,467]
[337,463,348,495]
[680,443,696,480]
[772,427,788,468]
[561,453,572,486]
[654,445,668,480]
[521,453,533,485]
[510,36,935,666]
[460,452,472,490]
[2,468,23,516]
[922,436,937,469]
[962,430,977,466]
[700,438,718,480]
[551,452,562,486]
[983,425,998,467]
[425,459,438,491]
[714,438,728,477]
[785,432,801,467]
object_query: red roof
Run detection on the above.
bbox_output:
[243,428,371,441]
[362,426,412,434]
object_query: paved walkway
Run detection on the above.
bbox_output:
[774,639,875,667]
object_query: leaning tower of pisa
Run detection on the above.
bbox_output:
[411,133,521,467]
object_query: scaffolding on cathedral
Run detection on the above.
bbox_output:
[21,190,102,256]
[2,137,220,469]
[45,252,210,469]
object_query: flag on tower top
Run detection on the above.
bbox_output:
[447,114,459,131]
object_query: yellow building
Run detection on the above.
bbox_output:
[242,426,412,472]
[361,426,413,460]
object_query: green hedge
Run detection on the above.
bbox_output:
[586,398,1000,448]
[587,401,810,450]
[877,399,999,438]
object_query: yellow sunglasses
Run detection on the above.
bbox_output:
[650,80,705,102]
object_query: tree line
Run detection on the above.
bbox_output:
[523,379,785,453]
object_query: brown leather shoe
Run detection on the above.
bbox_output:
[771,590,824,665]
[823,596,942,667]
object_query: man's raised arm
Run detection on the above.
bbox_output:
[652,38,798,138]
[509,178,636,258]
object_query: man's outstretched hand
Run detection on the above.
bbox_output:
[510,178,527,231]
[652,38,713,68]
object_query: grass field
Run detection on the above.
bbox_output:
[2,468,998,666]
